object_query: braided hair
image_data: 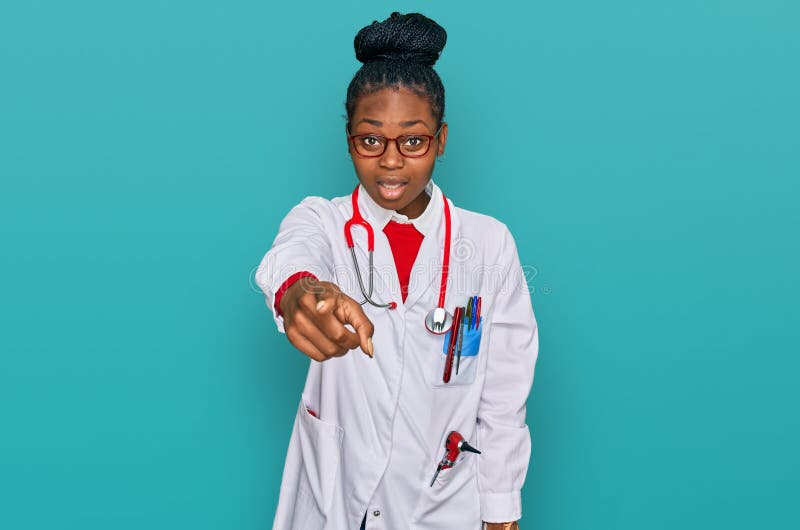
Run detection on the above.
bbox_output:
[346,12,447,128]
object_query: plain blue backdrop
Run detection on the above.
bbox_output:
[1,1,798,528]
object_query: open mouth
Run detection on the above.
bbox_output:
[376,180,408,200]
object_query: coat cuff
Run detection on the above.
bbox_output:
[273,271,318,317]
[480,491,522,524]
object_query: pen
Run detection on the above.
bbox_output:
[456,306,466,374]
[443,307,462,383]
[475,296,481,329]
[466,297,473,328]
[470,296,478,329]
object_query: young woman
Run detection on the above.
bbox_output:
[256,12,538,530]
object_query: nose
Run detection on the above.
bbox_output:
[379,140,404,169]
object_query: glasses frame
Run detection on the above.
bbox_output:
[348,124,443,159]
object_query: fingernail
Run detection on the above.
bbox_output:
[367,337,374,358]
[315,300,326,311]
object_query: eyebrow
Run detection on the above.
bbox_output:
[357,118,430,129]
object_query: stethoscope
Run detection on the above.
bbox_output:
[344,185,454,334]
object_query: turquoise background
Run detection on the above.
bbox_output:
[1,0,798,528]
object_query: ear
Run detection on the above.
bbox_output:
[345,123,353,153]
[436,122,448,156]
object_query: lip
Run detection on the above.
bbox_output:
[375,178,408,201]
[376,176,409,186]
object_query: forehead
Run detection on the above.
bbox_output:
[351,87,436,131]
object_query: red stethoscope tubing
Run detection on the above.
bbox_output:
[345,185,451,310]
[344,186,374,250]
[439,192,451,309]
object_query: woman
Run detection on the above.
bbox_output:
[256,12,538,530]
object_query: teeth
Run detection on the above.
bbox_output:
[380,183,404,189]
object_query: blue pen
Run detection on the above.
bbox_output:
[471,295,478,329]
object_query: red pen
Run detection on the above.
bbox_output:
[475,297,481,328]
[443,307,463,383]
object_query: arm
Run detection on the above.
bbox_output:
[254,198,374,360]
[478,228,539,525]
[254,197,335,333]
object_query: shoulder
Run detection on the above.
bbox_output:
[282,194,350,224]
[453,205,517,256]
[454,206,509,234]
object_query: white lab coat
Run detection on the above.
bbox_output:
[255,181,538,529]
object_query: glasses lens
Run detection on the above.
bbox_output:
[398,135,431,156]
[355,135,386,156]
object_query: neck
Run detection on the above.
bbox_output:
[397,189,431,219]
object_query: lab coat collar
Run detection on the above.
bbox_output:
[357,180,440,236]
[353,179,461,312]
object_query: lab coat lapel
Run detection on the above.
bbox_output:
[404,194,463,311]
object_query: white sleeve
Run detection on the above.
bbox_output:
[476,227,539,523]
[254,197,336,333]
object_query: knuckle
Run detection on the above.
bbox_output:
[286,327,303,346]
[298,293,317,311]
[331,328,348,344]
[317,281,337,298]
[308,351,325,362]
[291,312,309,331]
[365,320,375,335]
[316,341,332,356]
[323,343,342,357]
[343,334,360,349]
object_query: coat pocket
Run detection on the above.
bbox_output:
[432,318,483,387]
[412,452,480,526]
[286,481,326,530]
[295,398,344,519]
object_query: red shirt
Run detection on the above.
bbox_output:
[274,221,424,314]
[382,220,424,302]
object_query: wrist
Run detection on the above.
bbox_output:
[484,523,519,530]
[275,272,318,317]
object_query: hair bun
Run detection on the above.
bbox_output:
[354,12,447,66]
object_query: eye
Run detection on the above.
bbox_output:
[400,135,427,151]
[359,135,384,150]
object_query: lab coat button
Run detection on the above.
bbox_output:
[373,510,381,517]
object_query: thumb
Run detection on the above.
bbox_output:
[337,297,375,357]
[311,282,338,315]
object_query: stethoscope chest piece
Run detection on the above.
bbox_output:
[425,307,453,334]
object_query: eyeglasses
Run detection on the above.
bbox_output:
[348,125,443,158]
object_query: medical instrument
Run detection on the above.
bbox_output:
[345,186,397,310]
[442,307,463,383]
[345,185,455,333]
[422,189,454,334]
[429,431,481,486]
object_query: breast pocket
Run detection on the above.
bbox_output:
[432,317,483,387]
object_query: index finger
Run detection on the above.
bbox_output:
[335,296,375,358]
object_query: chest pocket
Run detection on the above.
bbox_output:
[431,317,483,387]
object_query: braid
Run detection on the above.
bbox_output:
[346,12,447,127]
